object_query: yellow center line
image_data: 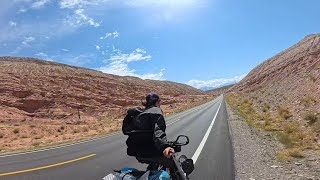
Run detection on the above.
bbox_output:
[0,154,96,177]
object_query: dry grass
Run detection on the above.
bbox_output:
[304,112,319,125]
[73,128,80,134]
[34,134,44,140]
[32,141,41,147]
[226,93,319,161]
[13,128,20,134]
[301,96,317,106]
[277,106,292,120]
[262,103,271,112]
[276,148,304,161]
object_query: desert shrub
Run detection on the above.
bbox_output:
[277,132,294,148]
[276,148,304,161]
[0,132,4,138]
[13,128,20,134]
[279,122,315,149]
[34,135,43,139]
[227,93,318,161]
[73,128,80,134]
[82,127,89,132]
[29,124,36,128]
[278,106,291,120]
[32,141,41,146]
[262,103,271,112]
[20,134,28,138]
[301,96,317,106]
[304,112,318,125]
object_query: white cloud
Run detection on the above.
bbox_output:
[95,45,101,50]
[62,53,96,66]
[36,52,54,61]
[22,36,35,46]
[36,52,96,66]
[64,8,100,28]
[9,21,17,27]
[139,68,165,80]
[59,0,109,9]
[187,74,247,89]
[100,31,119,39]
[98,48,164,80]
[31,0,51,9]
[61,48,69,52]
[108,48,151,63]
[18,7,27,13]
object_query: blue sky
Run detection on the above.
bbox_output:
[1,0,320,89]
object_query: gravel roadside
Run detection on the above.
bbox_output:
[226,103,320,180]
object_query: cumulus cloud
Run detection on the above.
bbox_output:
[98,48,164,80]
[108,48,151,63]
[22,36,35,46]
[187,74,247,90]
[31,0,51,9]
[59,0,109,9]
[36,52,54,61]
[61,48,69,52]
[64,8,100,28]
[95,45,101,50]
[100,31,119,39]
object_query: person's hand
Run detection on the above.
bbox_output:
[163,147,175,158]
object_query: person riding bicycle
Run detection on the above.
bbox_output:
[122,92,175,168]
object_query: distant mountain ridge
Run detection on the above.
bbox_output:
[206,84,235,95]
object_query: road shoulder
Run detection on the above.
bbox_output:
[226,103,319,180]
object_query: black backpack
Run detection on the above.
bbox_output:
[122,107,144,135]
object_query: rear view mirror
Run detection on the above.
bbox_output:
[175,135,189,145]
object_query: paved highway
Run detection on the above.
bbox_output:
[0,95,234,180]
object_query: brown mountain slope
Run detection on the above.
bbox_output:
[227,34,320,160]
[0,57,213,151]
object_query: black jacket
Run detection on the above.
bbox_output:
[124,106,170,158]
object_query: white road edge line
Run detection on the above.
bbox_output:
[191,98,222,163]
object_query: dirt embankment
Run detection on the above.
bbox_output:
[226,34,320,178]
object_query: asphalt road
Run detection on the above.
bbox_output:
[0,95,234,180]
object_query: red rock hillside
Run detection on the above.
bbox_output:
[0,57,213,151]
[227,34,320,160]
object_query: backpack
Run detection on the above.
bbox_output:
[122,107,144,135]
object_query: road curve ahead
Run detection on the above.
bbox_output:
[0,95,234,180]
